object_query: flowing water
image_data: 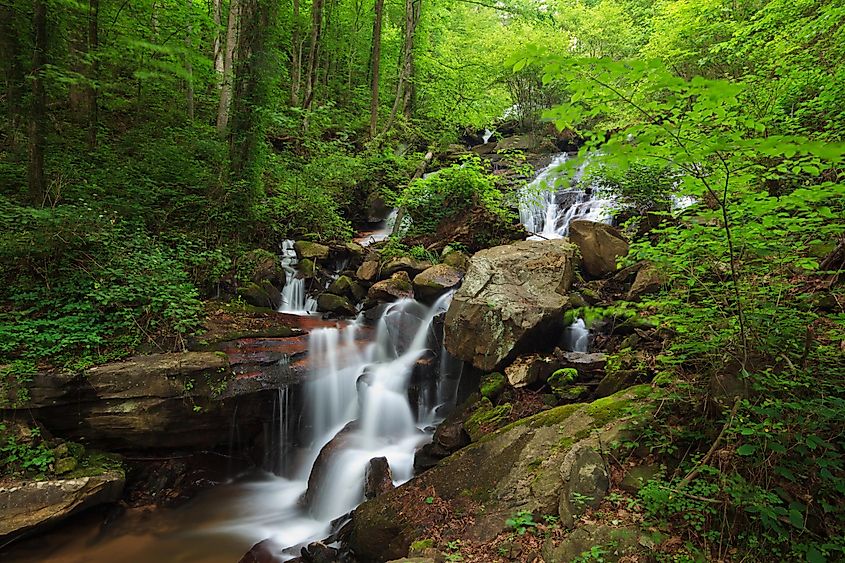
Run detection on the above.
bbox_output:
[279,240,318,314]
[4,293,462,562]
[518,153,615,240]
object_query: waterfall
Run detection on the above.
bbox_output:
[279,240,317,314]
[302,292,459,521]
[482,128,495,144]
[518,153,615,240]
[563,318,590,352]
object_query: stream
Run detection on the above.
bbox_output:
[3,152,608,563]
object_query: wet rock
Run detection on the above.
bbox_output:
[327,275,367,302]
[504,354,558,388]
[302,422,359,511]
[368,271,415,302]
[413,264,463,301]
[301,541,339,563]
[553,350,608,377]
[238,538,286,563]
[356,260,381,282]
[299,258,317,278]
[595,370,639,398]
[350,386,654,562]
[365,457,395,500]
[495,134,538,151]
[366,193,392,223]
[383,256,433,278]
[541,524,643,563]
[294,241,331,260]
[445,240,577,371]
[0,470,125,541]
[558,442,610,528]
[317,293,357,316]
[568,220,629,278]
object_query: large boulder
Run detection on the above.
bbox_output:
[238,249,286,289]
[412,264,463,301]
[327,275,367,302]
[444,240,578,372]
[568,220,629,278]
[349,386,654,562]
[365,457,395,499]
[382,257,433,278]
[317,293,357,316]
[368,271,415,303]
[356,260,381,282]
[0,470,125,542]
[294,241,331,261]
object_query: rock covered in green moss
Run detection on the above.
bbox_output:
[298,258,317,278]
[327,275,367,301]
[236,282,276,310]
[412,264,464,301]
[464,397,512,441]
[480,372,506,400]
[294,240,330,260]
[349,386,656,562]
[317,293,357,316]
[368,271,414,302]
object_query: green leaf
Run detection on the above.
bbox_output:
[736,444,756,456]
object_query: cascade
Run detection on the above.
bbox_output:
[279,240,318,314]
[518,153,615,240]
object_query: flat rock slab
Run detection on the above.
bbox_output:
[0,470,124,541]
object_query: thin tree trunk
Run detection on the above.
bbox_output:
[289,0,301,105]
[368,0,384,138]
[185,0,194,121]
[1,5,24,147]
[212,0,224,78]
[87,0,99,148]
[302,0,324,111]
[216,0,238,133]
[384,0,420,132]
[28,0,47,205]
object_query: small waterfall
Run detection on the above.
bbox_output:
[563,318,590,352]
[518,153,615,239]
[279,240,317,314]
[482,128,495,144]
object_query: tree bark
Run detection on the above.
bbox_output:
[216,0,239,134]
[302,0,324,111]
[87,0,99,148]
[28,0,48,205]
[185,0,195,121]
[212,0,225,78]
[384,0,420,131]
[1,4,24,146]
[368,0,384,138]
[289,0,302,105]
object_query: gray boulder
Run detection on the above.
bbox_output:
[568,220,629,278]
[444,240,578,372]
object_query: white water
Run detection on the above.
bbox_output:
[563,318,590,352]
[518,153,615,240]
[279,240,318,314]
[482,128,495,144]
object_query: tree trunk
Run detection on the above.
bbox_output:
[368,0,384,138]
[212,0,225,78]
[87,0,99,148]
[1,4,24,147]
[216,0,239,134]
[185,0,194,121]
[384,0,420,132]
[289,0,302,105]
[28,0,48,205]
[302,0,324,111]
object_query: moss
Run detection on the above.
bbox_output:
[496,402,582,434]
[652,371,674,386]
[465,398,513,440]
[480,372,506,399]
[298,258,316,278]
[66,450,124,479]
[409,538,435,552]
[548,368,581,399]
[585,384,653,426]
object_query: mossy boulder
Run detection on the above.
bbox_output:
[298,258,317,278]
[368,271,415,302]
[541,524,644,563]
[258,280,282,310]
[480,372,506,400]
[442,248,470,272]
[412,264,464,301]
[349,386,655,562]
[464,397,512,441]
[327,275,367,302]
[237,249,286,288]
[236,282,276,310]
[317,293,357,316]
[382,256,433,278]
[294,241,330,260]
